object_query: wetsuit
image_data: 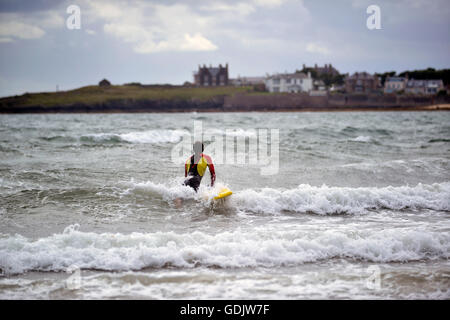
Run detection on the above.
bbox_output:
[184,153,216,192]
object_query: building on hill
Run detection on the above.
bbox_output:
[302,63,339,77]
[405,79,444,95]
[384,76,408,93]
[313,79,326,91]
[345,72,381,93]
[265,72,313,93]
[99,79,111,87]
[230,76,265,86]
[193,64,229,86]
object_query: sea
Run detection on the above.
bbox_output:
[0,111,449,299]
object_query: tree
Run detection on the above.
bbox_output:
[398,68,450,85]
[375,71,396,86]
[296,67,344,87]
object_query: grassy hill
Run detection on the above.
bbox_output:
[0,84,254,111]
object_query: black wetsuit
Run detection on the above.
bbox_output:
[184,153,215,192]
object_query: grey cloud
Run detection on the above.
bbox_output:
[0,0,64,12]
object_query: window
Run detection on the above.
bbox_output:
[273,79,280,85]
[273,87,280,92]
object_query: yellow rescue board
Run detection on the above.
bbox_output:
[214,187,232,200]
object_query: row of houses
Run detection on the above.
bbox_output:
[346,73,444,95]
[384,76,444,95]
[193,64,445,95]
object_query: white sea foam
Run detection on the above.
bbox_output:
[79,128,259,145]
[0,225,448,274]
[81,129,189,144]
[125,181,450,215]
[122,179,230,205]
[231,183,450,215]
[205,128,258,138]
[118,130,188,144]
[122,179,197,201]
[352,136,372,142]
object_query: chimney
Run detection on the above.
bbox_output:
[307,72,311,78]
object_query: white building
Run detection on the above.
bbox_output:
[265,72,313,93]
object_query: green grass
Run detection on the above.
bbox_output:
[1,85,255,108]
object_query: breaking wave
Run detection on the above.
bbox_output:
[0,224,448,274]
[81,129,188,144]
[124,181,450,215]
[39,128,265,146]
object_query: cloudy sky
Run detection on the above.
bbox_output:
[0,0,449,97]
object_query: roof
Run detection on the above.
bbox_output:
[267,72,309,80]
[386,77,406,82]
[195,65,227,76]
[346,72,377,80]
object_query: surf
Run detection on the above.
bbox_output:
[123,180,450,215]
[0,223,448,275]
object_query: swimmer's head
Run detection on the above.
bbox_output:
[193,141,204,155]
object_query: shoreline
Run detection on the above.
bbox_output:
[1,85,449,114]
[1,104,449,114]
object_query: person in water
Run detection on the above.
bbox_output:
[184,141,215,192]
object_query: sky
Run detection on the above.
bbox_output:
[0,0,449,97]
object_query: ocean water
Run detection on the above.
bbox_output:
[0,112,449,299]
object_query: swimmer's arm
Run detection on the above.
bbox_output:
[204,155,216,187]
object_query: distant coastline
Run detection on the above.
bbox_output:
[1,84,449,113]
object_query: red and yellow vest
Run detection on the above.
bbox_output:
[185,153,216,182]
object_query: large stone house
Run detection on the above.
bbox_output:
[265,72,313,93]
[345,72,381,93]
[194,64,229,86]
[384,76,408,93]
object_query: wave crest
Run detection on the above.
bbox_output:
[124,181,450,215]
[232,183,450,215]
[0,226,448,274]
